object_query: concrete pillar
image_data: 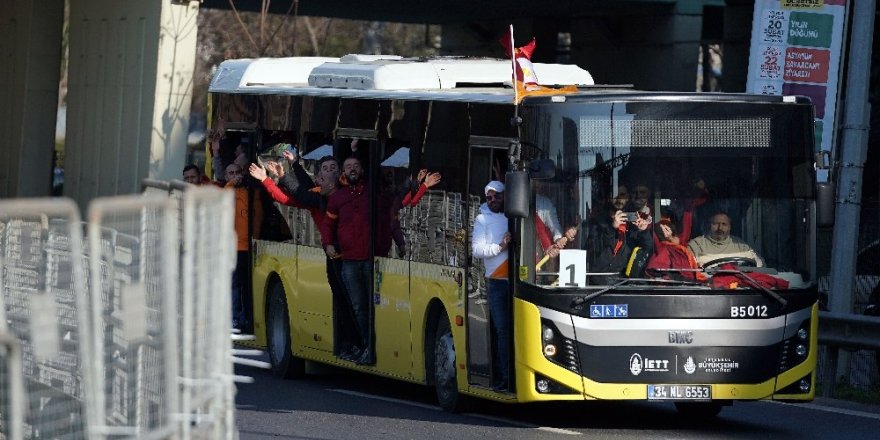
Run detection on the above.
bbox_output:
[66,0,198,209]
[0,1,64,198]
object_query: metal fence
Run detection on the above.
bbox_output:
[87,195,180,439]
[0,333,25,440]
[177,186,237,439]
[817,201,880,395]
[140,180,254,439]
[0,187,238,439]
[0,198,94,439]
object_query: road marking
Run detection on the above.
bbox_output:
[329,389,581,435]
[535,427,583,436]
[464,414,581,436]
[769,401,880,421]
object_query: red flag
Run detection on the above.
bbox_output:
[499,27,539,91]
[500,25,578,104]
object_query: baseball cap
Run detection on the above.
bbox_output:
[484,180,505,196]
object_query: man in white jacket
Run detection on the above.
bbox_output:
[472,180,512,390]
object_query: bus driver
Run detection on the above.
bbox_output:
[688,212,764,267]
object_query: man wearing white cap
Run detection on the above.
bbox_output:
[472,180,512,391]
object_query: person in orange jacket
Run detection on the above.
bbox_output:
[225,163,262,333]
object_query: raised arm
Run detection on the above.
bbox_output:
[249,163,306,208]
[403,171,441,206]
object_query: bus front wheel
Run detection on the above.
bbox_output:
[434,316,464,412]
[266,281,305,379]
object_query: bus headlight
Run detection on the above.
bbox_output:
[776,373,813,395]
[799,379,811,393]
[536,378,551,393]
[780,320,812,373]
[534,373,581,395]
[540,319,581,373]
[542,326,555,342]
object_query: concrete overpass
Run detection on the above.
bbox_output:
[0,0,754,209]
[201,0,748,91]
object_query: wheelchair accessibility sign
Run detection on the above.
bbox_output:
[590,304,628,318]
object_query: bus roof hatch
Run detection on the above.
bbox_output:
[307,55,594,90]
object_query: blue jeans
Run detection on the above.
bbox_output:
[327,257,358,355]
[340,260,372,348]
[487,278,510,385]
[231,251,251,329]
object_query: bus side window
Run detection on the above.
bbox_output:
[381,141,414,261]
[414,102,469,266]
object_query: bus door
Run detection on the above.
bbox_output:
[216,125,263,333]
[466,136,514,388]
[372,140,415,375]
[323,129,411,369]
[288,139,334,353]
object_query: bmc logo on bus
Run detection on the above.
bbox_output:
[668,331,694,344]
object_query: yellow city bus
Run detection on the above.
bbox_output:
[208,55,820,416]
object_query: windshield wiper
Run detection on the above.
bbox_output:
[571,267,788,310]
[708,268,788,307]
[572,278,632,308]
[571,274,705,308]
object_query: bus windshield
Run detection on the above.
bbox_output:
[520,99,816,290]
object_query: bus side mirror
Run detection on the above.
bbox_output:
[817,182,835,227]
[504,171,530,219]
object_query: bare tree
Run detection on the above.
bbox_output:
[302,16,321,55]
[227,0,299,57]
[191,3,440,116]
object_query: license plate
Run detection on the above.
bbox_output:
[647,384,712,401]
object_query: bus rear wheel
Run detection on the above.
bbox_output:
[674,401,725,418]
[266,281,305,379]
[434,316,465,412]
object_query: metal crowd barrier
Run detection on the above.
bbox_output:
[87,195,180,438]
[0,332,25,440]
[1,188,240,439]
[177,185,239,439]
[142,179,260,439]
[0,198,95,439]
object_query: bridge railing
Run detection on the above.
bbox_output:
[816,200,880,399]
[818,312,880,398]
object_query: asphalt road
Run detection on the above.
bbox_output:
[234,355,880,440]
